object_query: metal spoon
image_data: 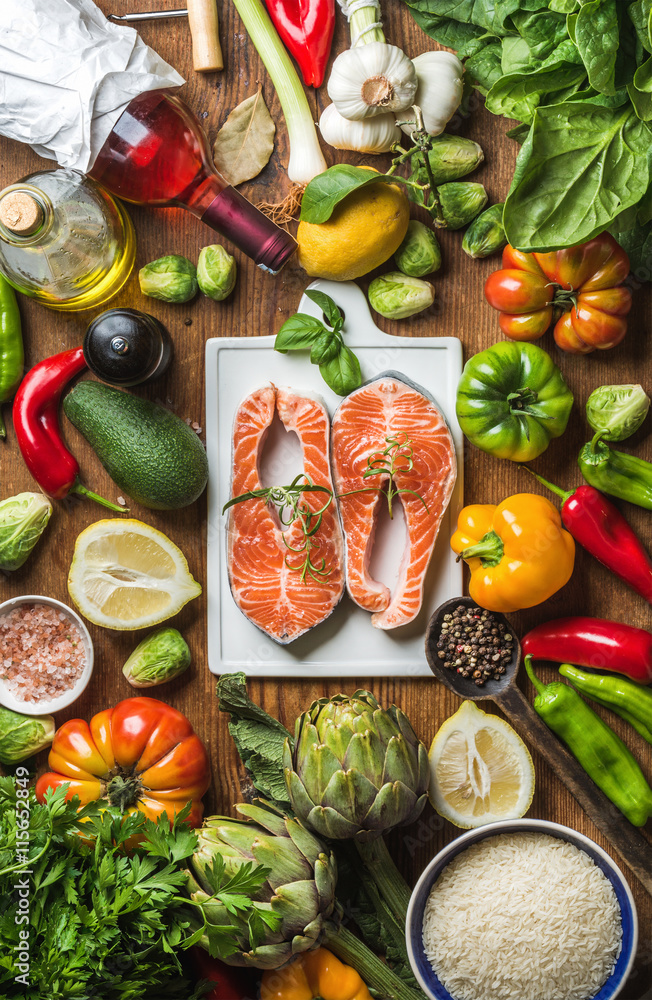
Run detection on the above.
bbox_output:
[425,596,652,895]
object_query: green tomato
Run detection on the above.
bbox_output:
[122,627,191,688]
[139,255,198,303]
[197,244,237,301]
[0,707,55,764]
[0,492,52,572]
[394,221,441,277]
[368,272,434,320]
[456,341,574,462]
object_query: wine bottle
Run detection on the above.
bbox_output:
[89,90,296,274]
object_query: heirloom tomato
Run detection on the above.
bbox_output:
[35,697,210,826]
[484,233,632,354]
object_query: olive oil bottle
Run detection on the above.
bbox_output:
[0,169,135,311]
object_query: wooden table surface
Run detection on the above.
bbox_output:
[1,0,651,995]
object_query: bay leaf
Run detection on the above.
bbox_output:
[212,89,275,186]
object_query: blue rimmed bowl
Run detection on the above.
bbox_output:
[406,818,638,1000]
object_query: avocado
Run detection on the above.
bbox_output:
[63,381,209,510]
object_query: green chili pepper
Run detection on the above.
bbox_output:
[559,663,652,745]
[578,436,652,510]
[0,274,24,439]
[525,656,652,827]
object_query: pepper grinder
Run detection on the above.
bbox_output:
[83,309,173,387]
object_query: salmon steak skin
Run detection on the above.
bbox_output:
[227,384,344,644]
[331,373,456,630]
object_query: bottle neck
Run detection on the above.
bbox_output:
[0,185,52,246]
[201,186,297,274]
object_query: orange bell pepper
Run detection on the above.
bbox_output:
[34,696,210,826]
[450,493,575,613]
[260,948,372,1000]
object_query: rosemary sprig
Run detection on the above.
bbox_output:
[339,433,430,519]
[223,475,335,584]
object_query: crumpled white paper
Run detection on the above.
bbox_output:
[0,0,184,173]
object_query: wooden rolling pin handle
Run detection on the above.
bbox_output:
[497,683,652,896]
[187,0,224,72]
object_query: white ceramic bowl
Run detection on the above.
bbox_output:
[406,818,638,1000]
[0,595,94,715]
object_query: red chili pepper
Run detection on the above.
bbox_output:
[264,0,335,87]
[190,947,257,1000]
[528,470,652,604]
[522,618,652,685]
[13,347,126,512]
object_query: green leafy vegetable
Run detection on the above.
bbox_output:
[300,165,396,224]
[0,707,54,763]
[122,627,191,688]
[139,255,198,303]
[0,493,52,572]
[586,384,651,441]
[274,290,362,396]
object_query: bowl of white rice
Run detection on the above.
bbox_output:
[406,819,637,1000]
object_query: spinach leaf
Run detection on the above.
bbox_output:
[404,0,521,33]
[629,78,652,119]
[549,0,578,11]
[608,216,652,274]
[485,61,586,122]
[465,40,503,93]
[504,102,652,250]
[575,0,620,95]
[506,9,570,71]
[628,0,652,56]
[395,3,492,57]
[320,347,362,397]
[300,164,396,224]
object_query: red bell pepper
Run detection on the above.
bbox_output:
[264,0,335,87]
[528,471,652,604]
[13,347,126,511]
[522,618,652,685]
[190,947,258,999]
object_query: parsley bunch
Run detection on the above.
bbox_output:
[0,778,262,1000]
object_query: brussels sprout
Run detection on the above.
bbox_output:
[462,203,507,259]
[437,182,488,230]
[586,384,650,442]
[411,135,484,185]
[138,255,198,303]
[197,244,237,301]
[122,627,191,688]
[368,272,435,320]
[0,707,55,764]
[394,221,442,277]
[0,493,52,572]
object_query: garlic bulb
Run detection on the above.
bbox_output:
[319,103,401,153]
[399,51,464,137]
[328,42,418,120]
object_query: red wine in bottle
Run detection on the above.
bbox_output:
[90,89,296,274]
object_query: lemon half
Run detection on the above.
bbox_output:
[68,519,201,630]
[428,701,535,829]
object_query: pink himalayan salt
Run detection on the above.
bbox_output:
[0,602,86,703]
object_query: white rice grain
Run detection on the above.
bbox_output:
[422,833,622,1000]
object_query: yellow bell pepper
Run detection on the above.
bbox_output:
[450,493,575,613]
[260,948,372,1000]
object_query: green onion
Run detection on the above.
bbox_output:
[232,0,327,183]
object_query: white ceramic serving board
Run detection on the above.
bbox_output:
[205,280,463,678]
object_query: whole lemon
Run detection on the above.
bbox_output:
[298,175,410,281]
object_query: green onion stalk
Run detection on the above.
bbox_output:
[231,0,327,183]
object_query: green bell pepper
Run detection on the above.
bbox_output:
[456,341,574,462]
[579,436,652,510]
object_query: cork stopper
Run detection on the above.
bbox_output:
[0,191,43,235]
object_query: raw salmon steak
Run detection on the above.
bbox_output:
[227,384,344,644]
[332,373,456,630]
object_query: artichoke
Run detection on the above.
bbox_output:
[188,800,338,969]
[284,691,429,842]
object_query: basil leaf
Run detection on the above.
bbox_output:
[304,289,343,329]
[301,165,396,224]
[575,0,619,96]
[310,330,341,366]
[319,346,362,397]
[504,102,652,251]
[274,313,325,352]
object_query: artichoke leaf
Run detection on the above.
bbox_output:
[363,780,420,833]
[307,804,362,840]
[253,838,313,887]
[342,729,385,788]
[382,733,419,787]
[272,879,321,932]
[320,766,379,824]
[284,814,329,866]
[300,741,343,803]
[237,800,288,837]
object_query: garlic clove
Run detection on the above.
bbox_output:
[328,41,418,121]
[399,51,464,137]
[319,103,402,153]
